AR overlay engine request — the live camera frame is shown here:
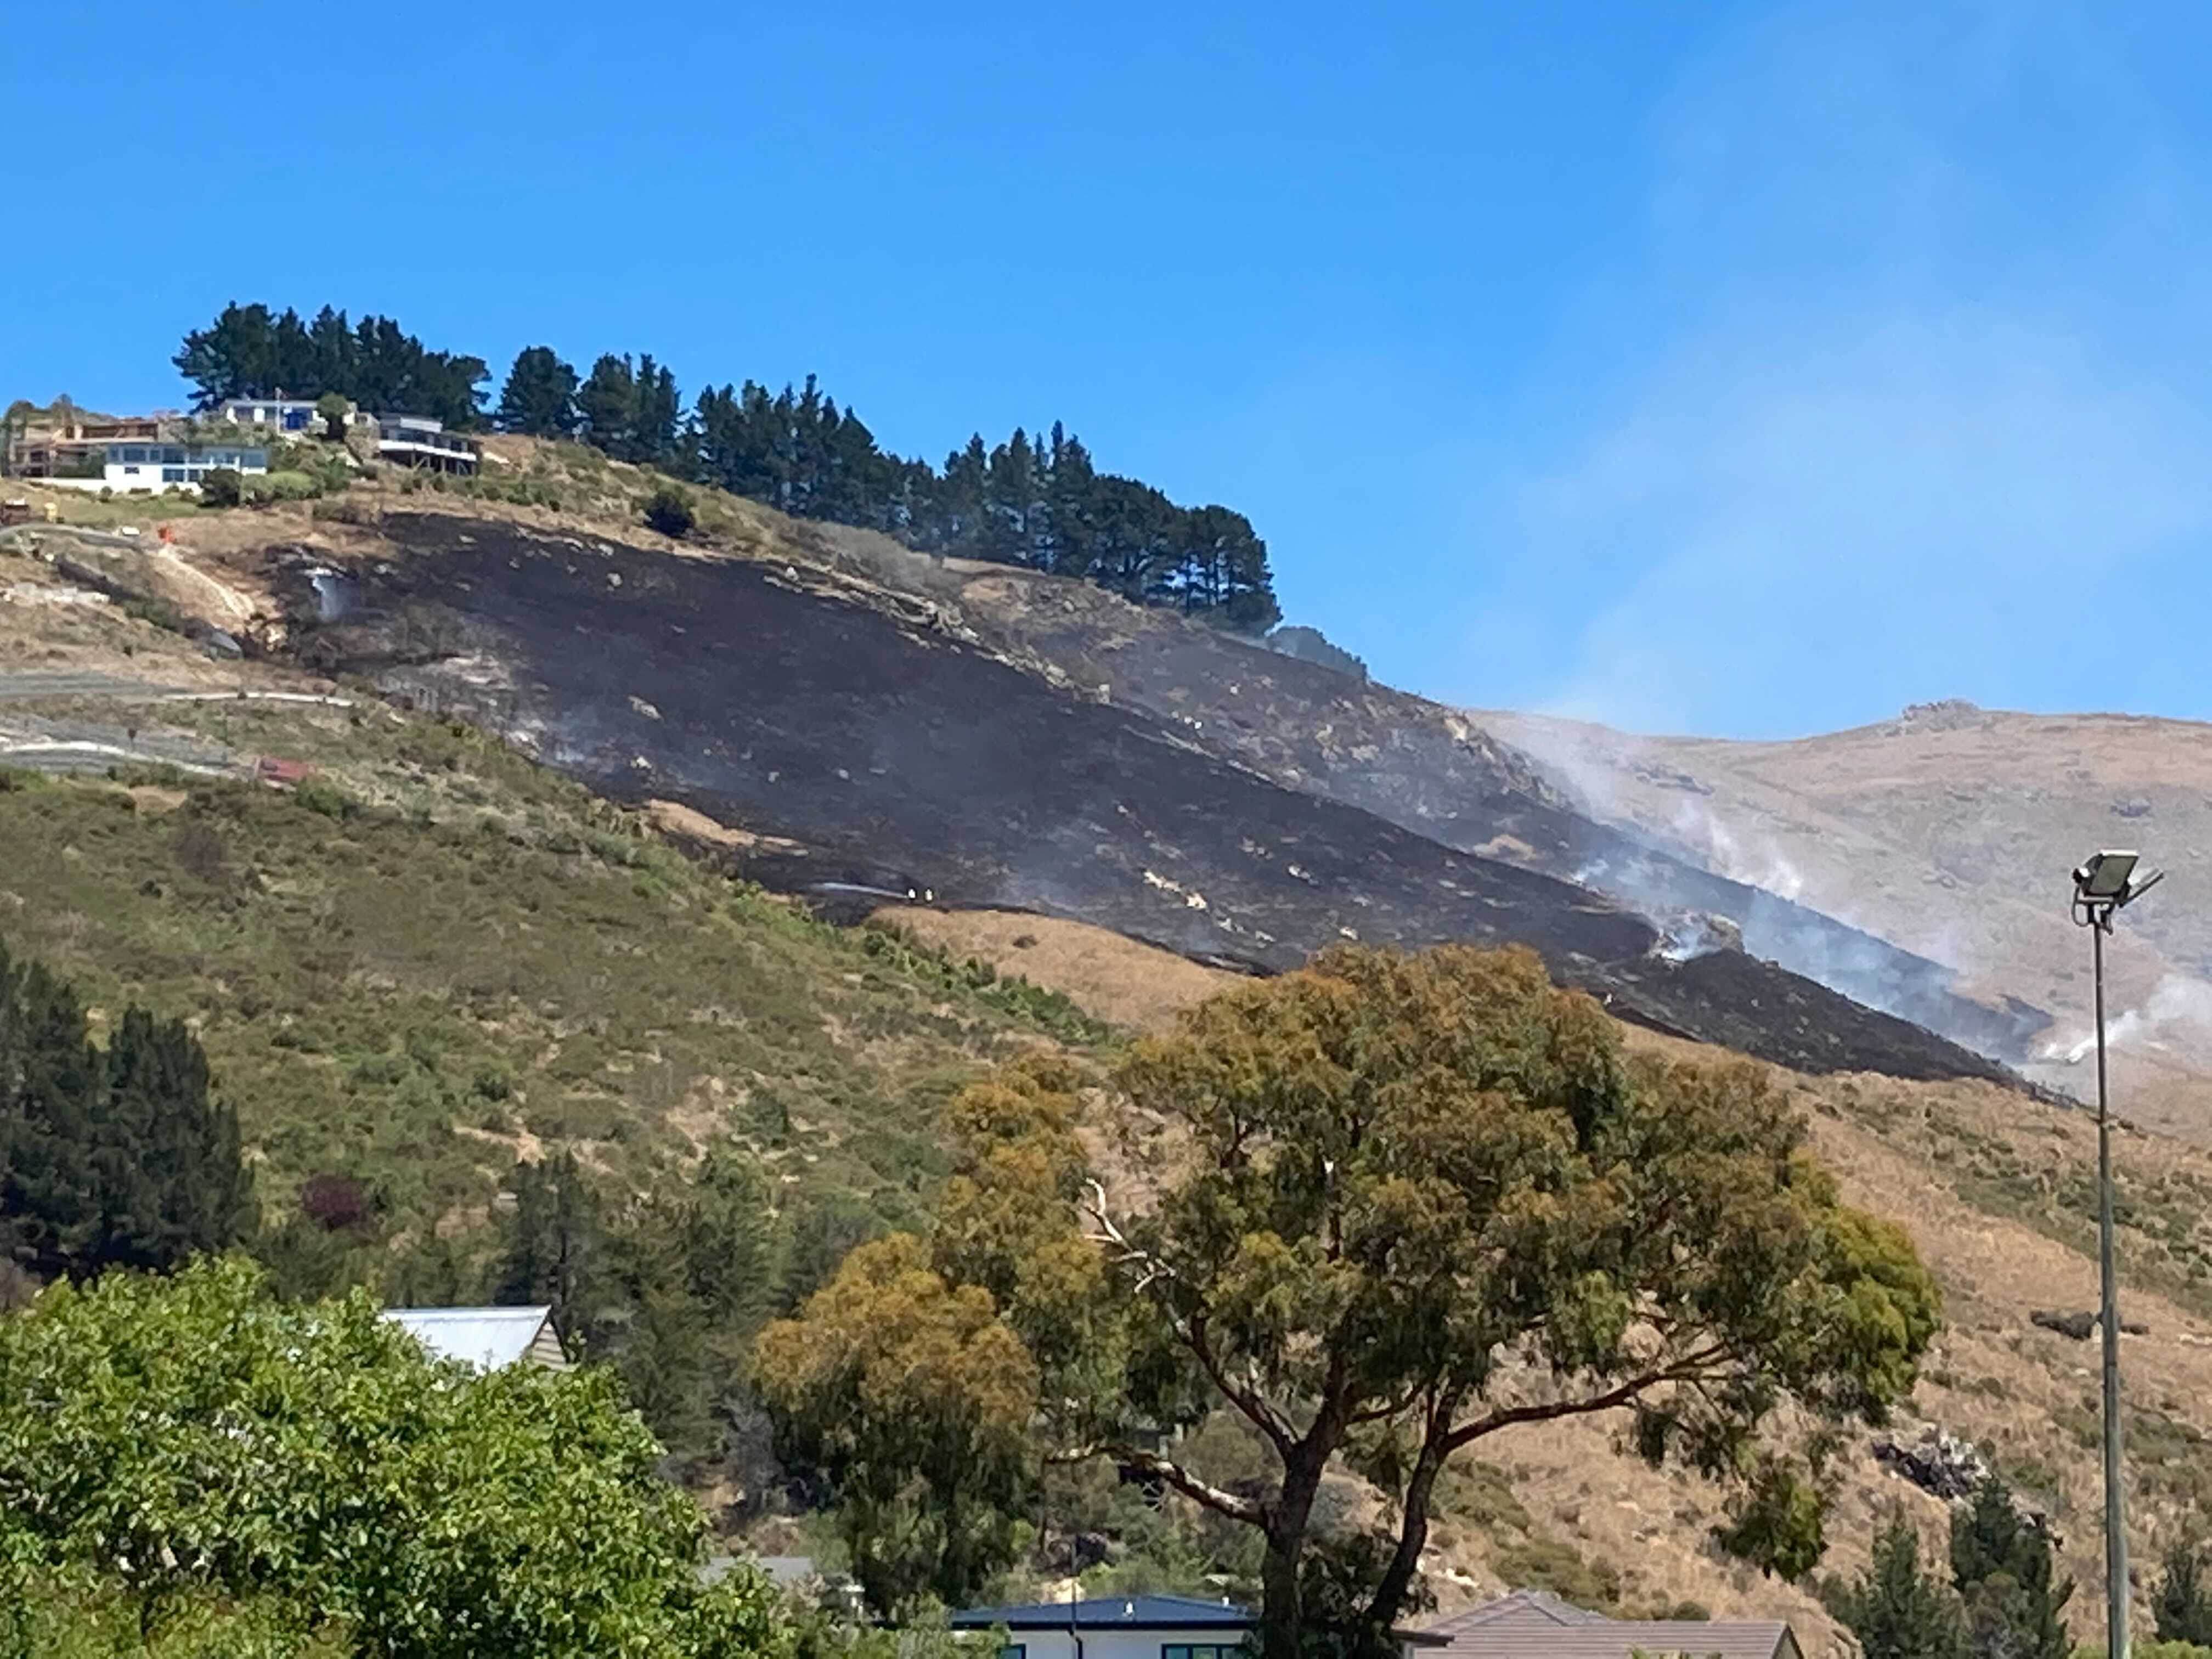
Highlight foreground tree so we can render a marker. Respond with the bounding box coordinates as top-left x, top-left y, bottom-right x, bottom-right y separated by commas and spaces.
757, 1059, 1087, 1613
762, 947, 1940, 1655
1831, 1508, 1968, 1659
0, 1256, 786, 1657
1088, 946, 1940, 1659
